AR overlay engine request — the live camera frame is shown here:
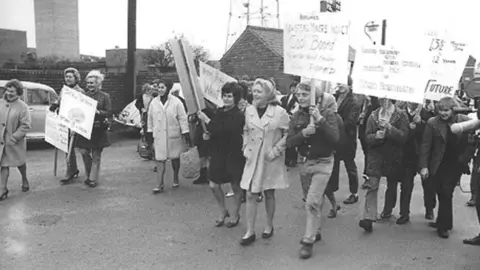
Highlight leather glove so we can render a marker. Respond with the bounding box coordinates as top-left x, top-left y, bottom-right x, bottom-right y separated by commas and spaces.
49, 103, 59, 112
